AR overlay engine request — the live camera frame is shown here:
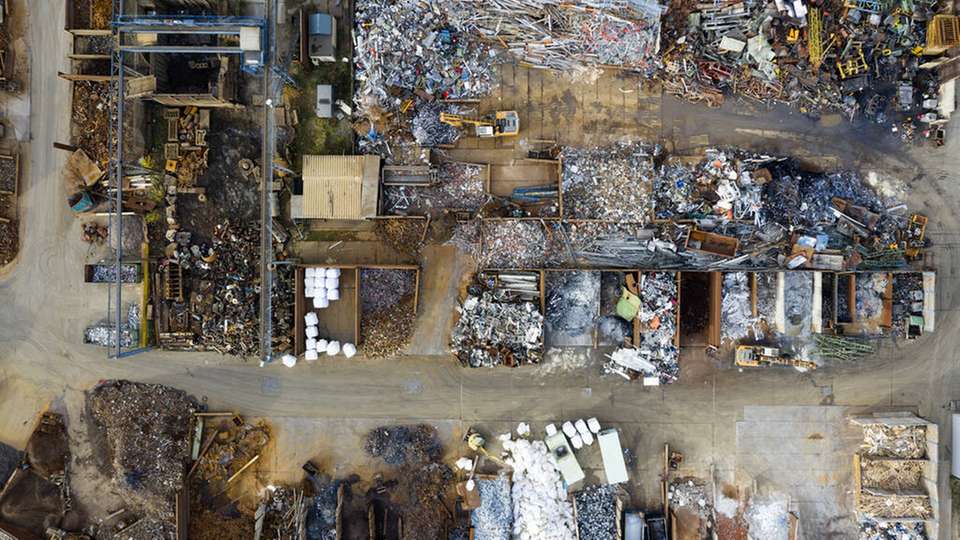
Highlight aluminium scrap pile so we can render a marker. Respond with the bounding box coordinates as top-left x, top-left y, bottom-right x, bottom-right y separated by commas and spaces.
452, 289, 544, 367
502, 437, 576, 540
561, 143, 657, 222
721, 272, 754, 342
574, 486, 619, 540
472, 476, 513, 540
